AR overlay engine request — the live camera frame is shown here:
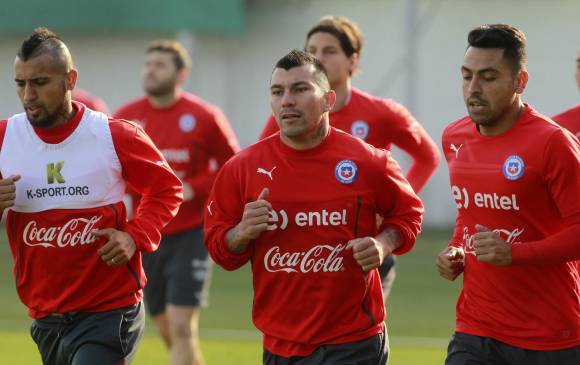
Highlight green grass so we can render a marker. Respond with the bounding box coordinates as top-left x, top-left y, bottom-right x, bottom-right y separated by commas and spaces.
0, 228, 459, 364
